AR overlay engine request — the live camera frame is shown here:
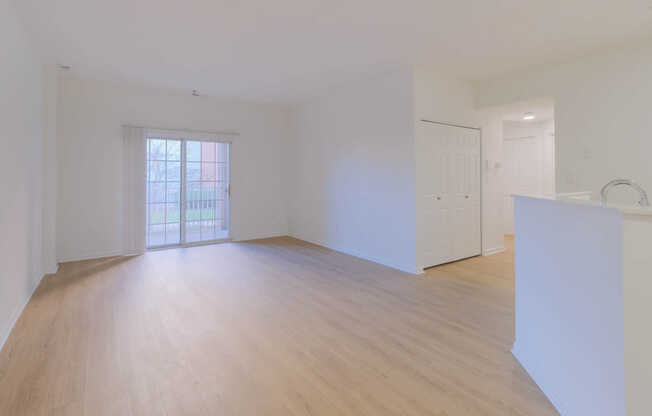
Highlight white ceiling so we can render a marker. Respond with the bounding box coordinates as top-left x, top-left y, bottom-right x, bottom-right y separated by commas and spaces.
501, 98, 555, 122
14, 0, 652, 103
